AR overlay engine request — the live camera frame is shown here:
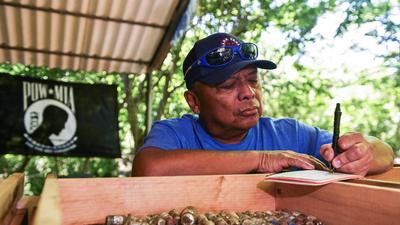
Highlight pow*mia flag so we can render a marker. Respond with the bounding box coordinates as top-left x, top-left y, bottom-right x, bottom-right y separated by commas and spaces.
0, 73, 120, 158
